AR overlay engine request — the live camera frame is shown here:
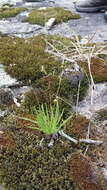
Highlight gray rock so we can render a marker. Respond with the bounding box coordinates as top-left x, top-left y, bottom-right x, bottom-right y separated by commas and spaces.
0, 0, 23, 7
0, 64, 17, 88
0, 185, 4, 190
0, 88, 14, 106
0, 110, 8, 119
62, 64, 84, 86
63, 71, 84, 86
76, 83, 107, 118
0, 20, 42, 37
24, 0, 44, 2
45, 17, 56, 30
12, 86, 32, 102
